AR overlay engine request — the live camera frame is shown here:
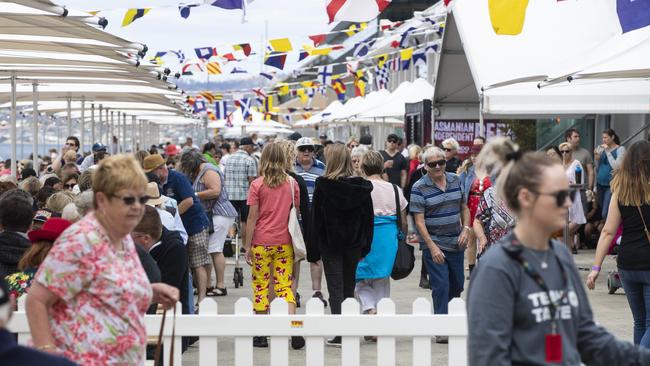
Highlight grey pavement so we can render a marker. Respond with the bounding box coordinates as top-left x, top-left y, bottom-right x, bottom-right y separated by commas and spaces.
180, 248, 633, 365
